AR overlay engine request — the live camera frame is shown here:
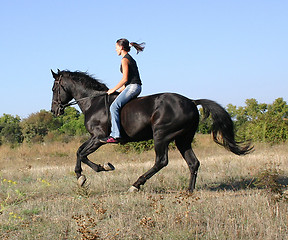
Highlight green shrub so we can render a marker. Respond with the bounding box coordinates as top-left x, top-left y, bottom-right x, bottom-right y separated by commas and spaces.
0, 114, 23, 145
